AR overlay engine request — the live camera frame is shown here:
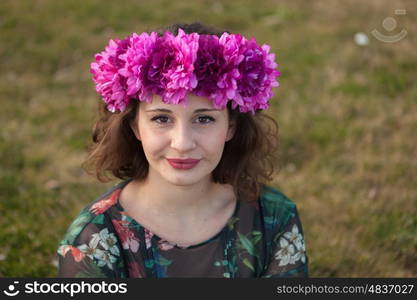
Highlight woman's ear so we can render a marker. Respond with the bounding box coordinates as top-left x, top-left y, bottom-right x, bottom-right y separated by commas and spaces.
226, 119, 236, 142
